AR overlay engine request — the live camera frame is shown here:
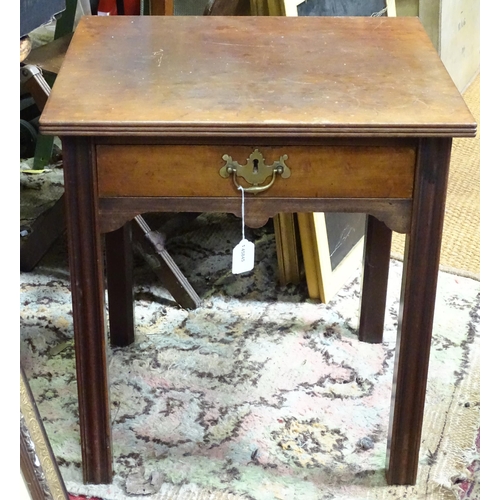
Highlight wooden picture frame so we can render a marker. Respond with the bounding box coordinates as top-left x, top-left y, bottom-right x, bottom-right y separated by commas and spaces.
297, 213, 365, 304
273, 213, 302, 286
20, 366, 69, 500
249, 0, 286, 15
